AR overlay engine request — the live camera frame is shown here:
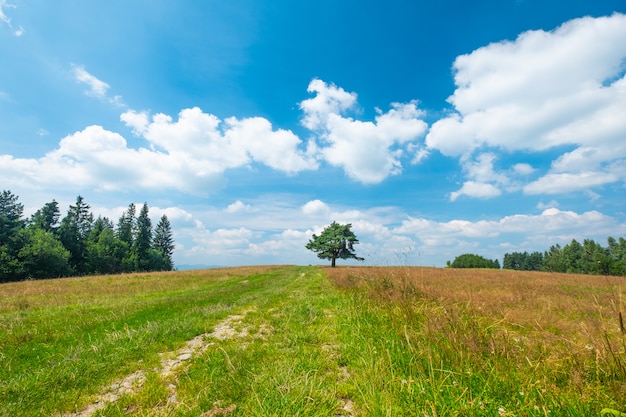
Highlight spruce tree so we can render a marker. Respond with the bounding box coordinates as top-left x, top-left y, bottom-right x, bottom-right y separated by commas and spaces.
134, 203, 152, 271
30, 200, 61, 234
59, 196, 94, 274
153, 215, 175, 270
